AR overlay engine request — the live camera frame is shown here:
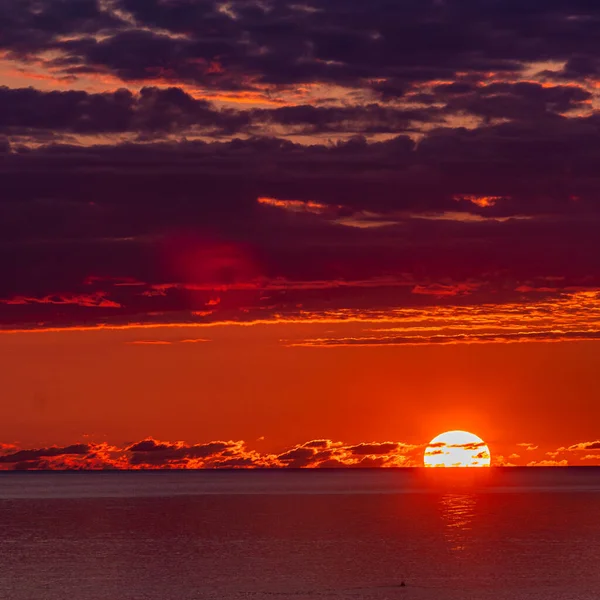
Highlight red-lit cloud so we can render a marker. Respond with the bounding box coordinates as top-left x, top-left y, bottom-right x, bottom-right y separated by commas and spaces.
0, 438, 424, 470
257, 196, 337, 215
1, 293, 121, 308
0, 437, 598, 470
283, 291, 600, 347
125, 338, 210, 346
452, 195, 507, 208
